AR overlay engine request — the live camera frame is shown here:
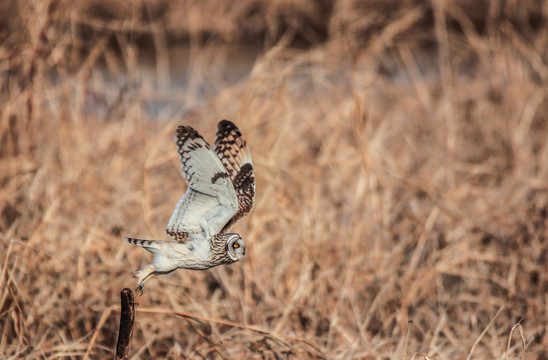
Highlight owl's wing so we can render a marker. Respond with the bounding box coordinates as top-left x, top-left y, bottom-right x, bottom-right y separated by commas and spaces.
165, 125, 238, 242
213, 120, 255, 233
